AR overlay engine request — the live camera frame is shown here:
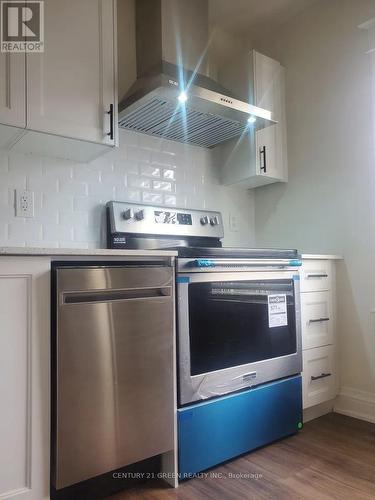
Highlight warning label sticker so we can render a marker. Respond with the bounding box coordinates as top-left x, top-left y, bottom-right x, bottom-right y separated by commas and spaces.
268, 294, 288, 328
